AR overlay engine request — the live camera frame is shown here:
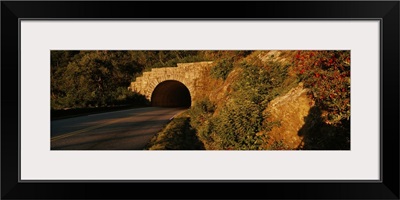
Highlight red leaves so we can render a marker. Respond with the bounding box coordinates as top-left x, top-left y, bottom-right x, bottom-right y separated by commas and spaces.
293, 50, 350, 125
